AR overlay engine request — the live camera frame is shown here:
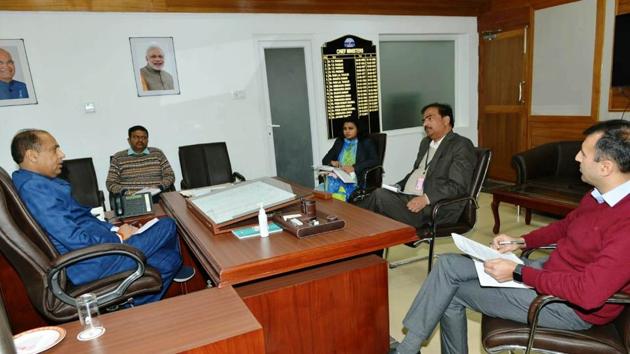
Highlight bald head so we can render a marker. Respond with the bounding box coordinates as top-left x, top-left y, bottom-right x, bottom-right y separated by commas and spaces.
0, 48, 16, 83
